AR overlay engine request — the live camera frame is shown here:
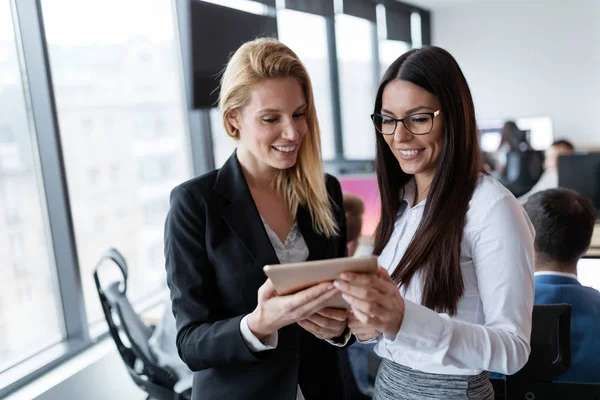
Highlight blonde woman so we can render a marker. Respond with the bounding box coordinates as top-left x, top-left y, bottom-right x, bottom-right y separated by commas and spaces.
165, 38, 350, 400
